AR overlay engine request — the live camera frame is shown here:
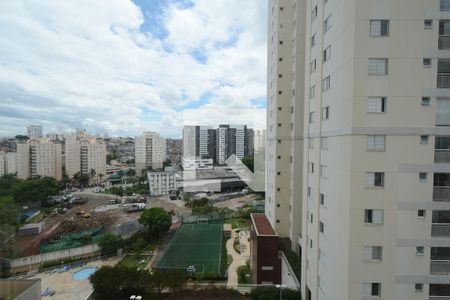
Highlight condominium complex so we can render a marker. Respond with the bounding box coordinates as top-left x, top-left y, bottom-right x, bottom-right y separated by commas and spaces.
26, 125, 43, 138
0, 151, 17, 176
16, 138, 62, 180
254, 129, 267, 153
267, 0, 450, 299
147, 171, 177, 196
135, 131, 166, 173
65, 131, 106, 179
